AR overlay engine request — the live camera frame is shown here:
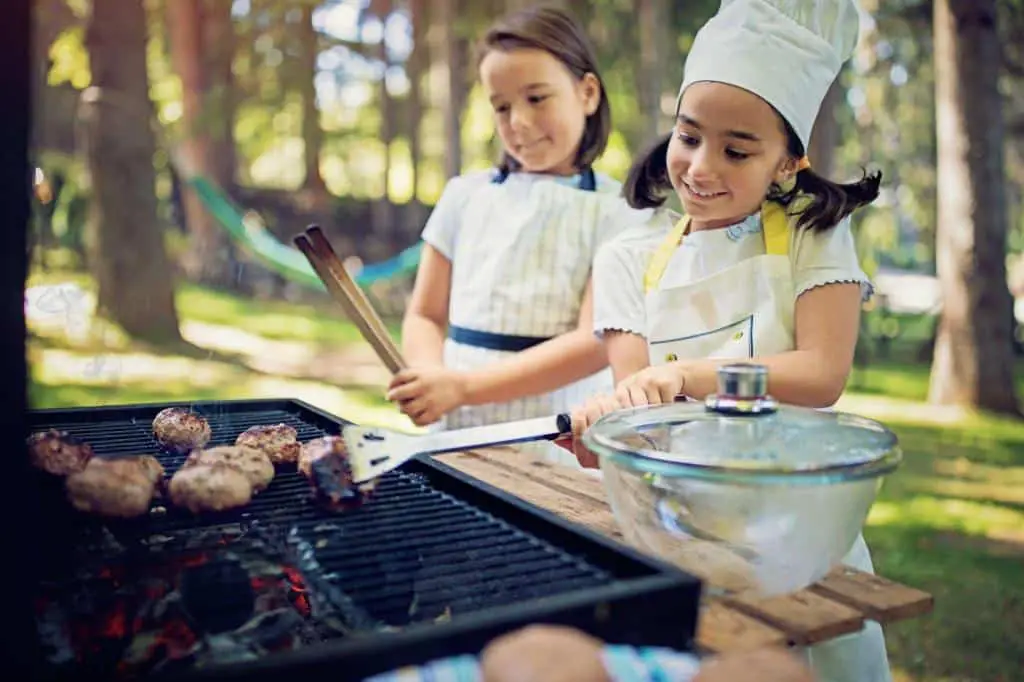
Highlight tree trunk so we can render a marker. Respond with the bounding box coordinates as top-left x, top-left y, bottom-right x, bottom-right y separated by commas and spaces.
166, 0, 234, 288
807, 75, 842, 178
635, 0, 666, 149
929, 0, 1020, 415
80, 0, 182, 344
202, 0, 238, 194
375, 0, 395, 238
434, 0, 463, 179
298, 0, 326, 194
